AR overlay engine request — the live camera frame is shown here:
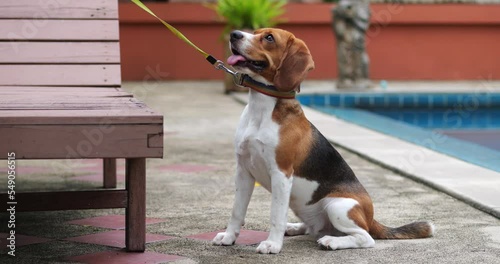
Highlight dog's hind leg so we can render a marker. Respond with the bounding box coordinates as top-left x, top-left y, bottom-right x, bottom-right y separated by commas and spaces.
213, 166, 255, 246
317, 197, 375, 250
285, 223, 307, 236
